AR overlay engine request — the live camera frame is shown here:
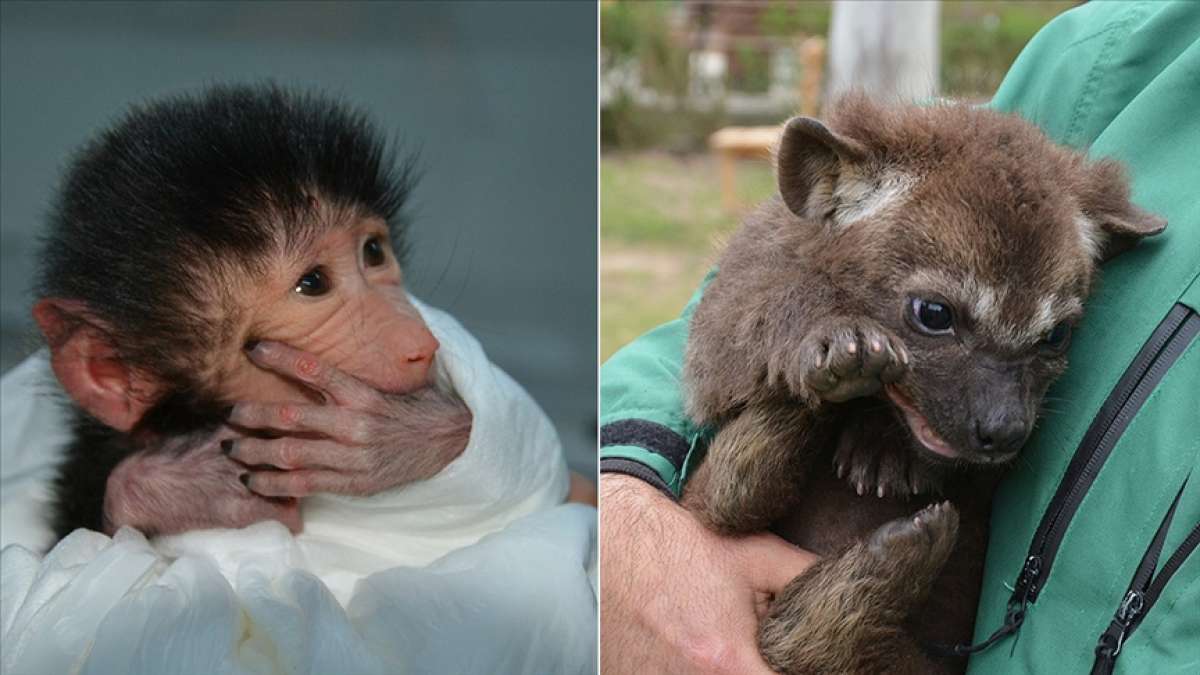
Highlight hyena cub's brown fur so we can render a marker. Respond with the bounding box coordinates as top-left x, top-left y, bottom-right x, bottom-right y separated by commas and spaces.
680, 96, 1165, 674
